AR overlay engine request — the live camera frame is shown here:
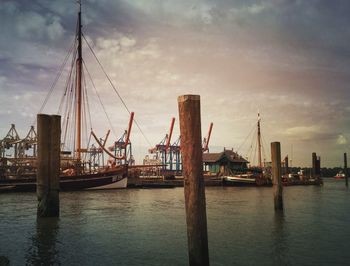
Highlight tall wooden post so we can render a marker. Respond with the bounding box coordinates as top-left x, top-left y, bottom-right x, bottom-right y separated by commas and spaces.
178, 95, 209, 266
344, 153, 348, 187
37, 114, 60, 217
271, 142, 283, 211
